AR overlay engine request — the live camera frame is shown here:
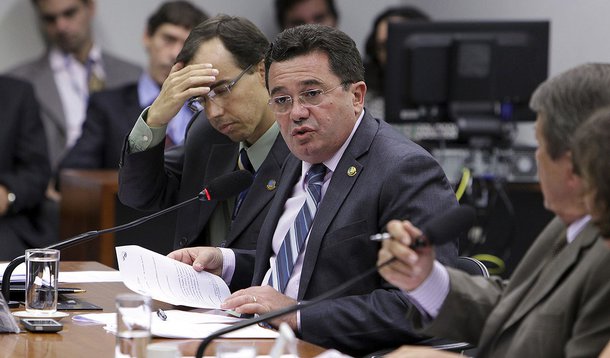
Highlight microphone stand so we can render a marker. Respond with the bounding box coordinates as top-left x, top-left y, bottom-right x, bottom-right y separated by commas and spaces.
1, 195, 202, 306
195, 256, 398, 358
